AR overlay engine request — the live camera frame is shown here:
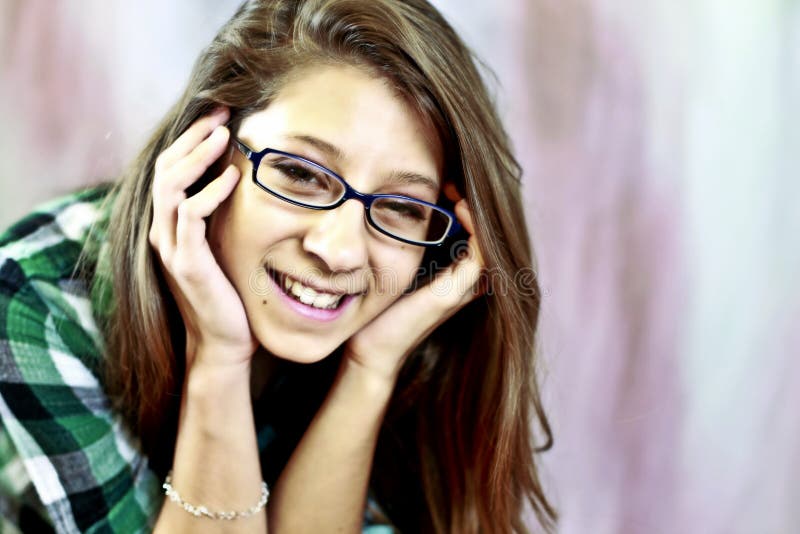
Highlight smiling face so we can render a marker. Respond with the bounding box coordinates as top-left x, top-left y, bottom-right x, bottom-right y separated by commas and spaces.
208, 64, 443, 362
